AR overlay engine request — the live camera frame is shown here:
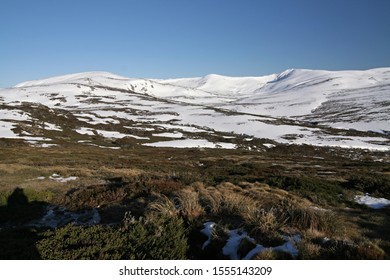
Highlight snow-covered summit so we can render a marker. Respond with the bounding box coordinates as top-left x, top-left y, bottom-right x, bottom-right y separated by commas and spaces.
15, 71, 133, 88
156, 73, 277, 96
